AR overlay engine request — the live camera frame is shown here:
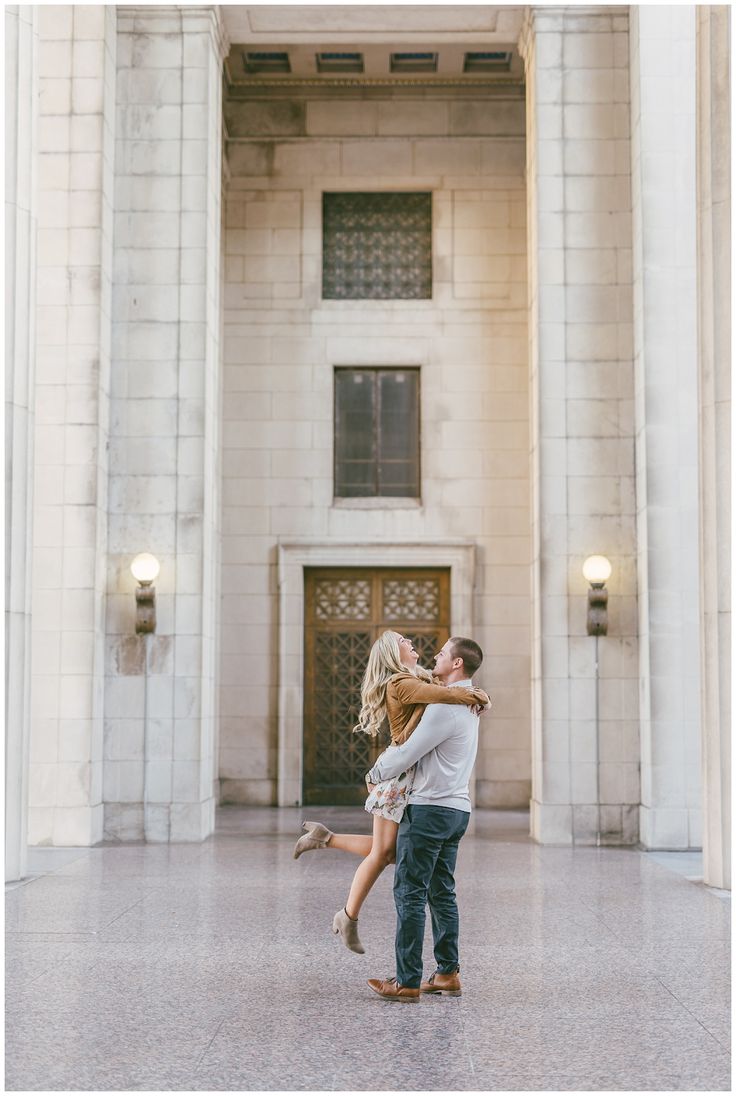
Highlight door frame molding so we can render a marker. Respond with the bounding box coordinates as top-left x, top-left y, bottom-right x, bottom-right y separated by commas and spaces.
276, 539, 476, 806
